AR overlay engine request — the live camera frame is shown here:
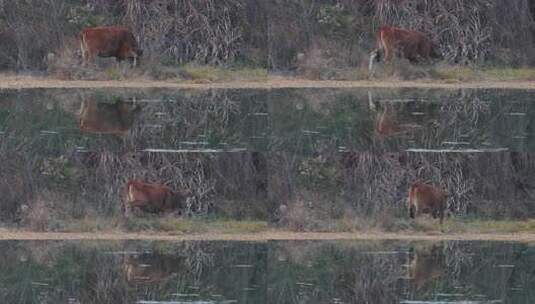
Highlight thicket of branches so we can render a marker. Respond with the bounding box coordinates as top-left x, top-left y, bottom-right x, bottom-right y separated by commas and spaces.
0, 0, 534, 71
2, 89, 535, 229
